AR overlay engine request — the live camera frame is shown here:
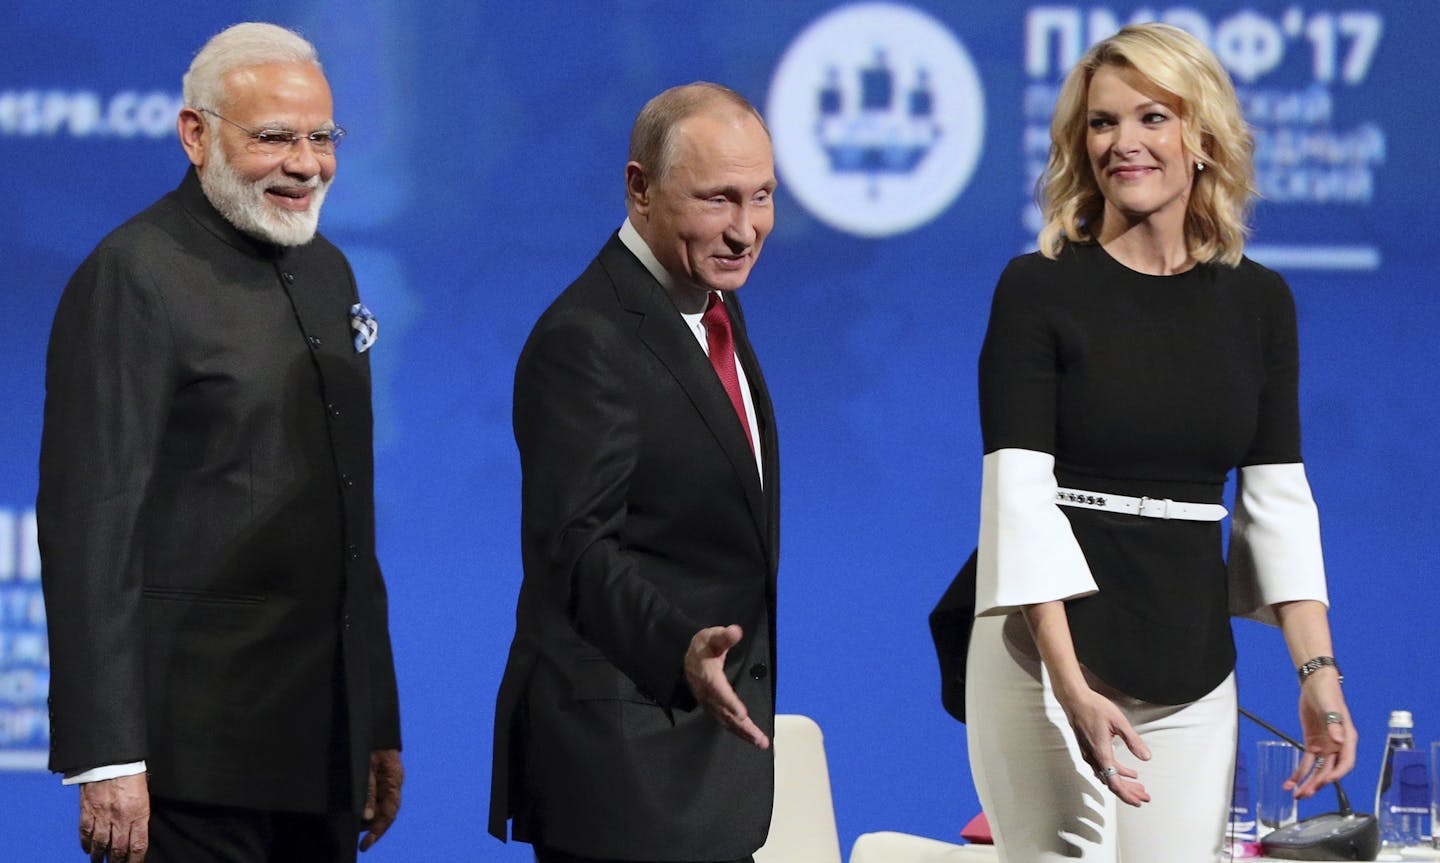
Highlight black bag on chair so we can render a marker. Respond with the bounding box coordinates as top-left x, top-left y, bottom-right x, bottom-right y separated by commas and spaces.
928, 550, 978, 723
